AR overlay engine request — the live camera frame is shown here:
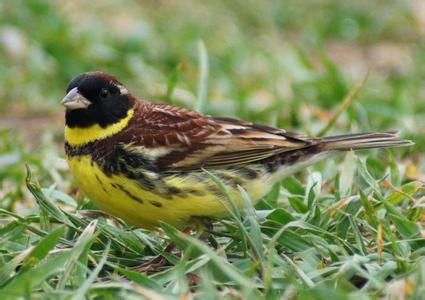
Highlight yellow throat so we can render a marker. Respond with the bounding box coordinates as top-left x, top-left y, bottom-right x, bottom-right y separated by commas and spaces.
64, 108, 134, 146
